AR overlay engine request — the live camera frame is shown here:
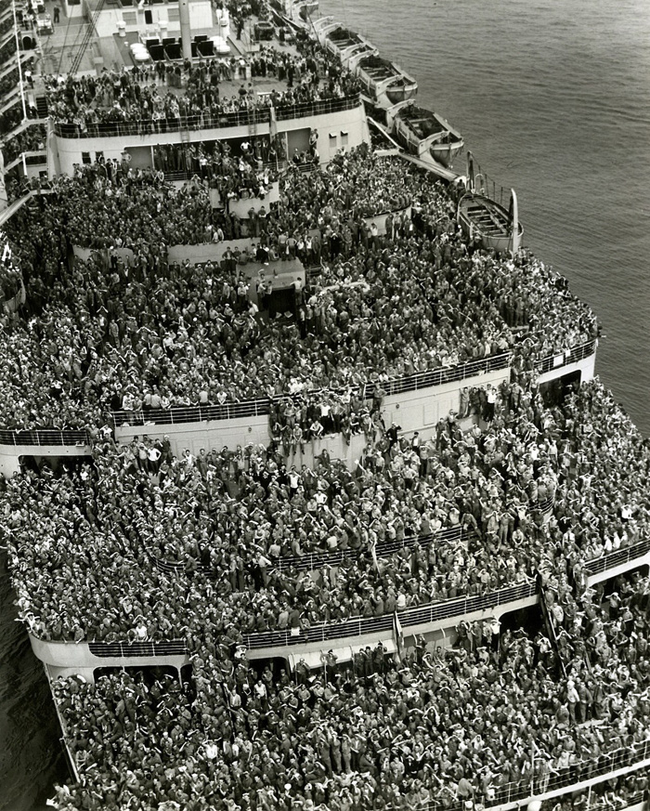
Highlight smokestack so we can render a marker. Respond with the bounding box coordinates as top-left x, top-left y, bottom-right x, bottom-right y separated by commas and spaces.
179, 0, 192, 60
